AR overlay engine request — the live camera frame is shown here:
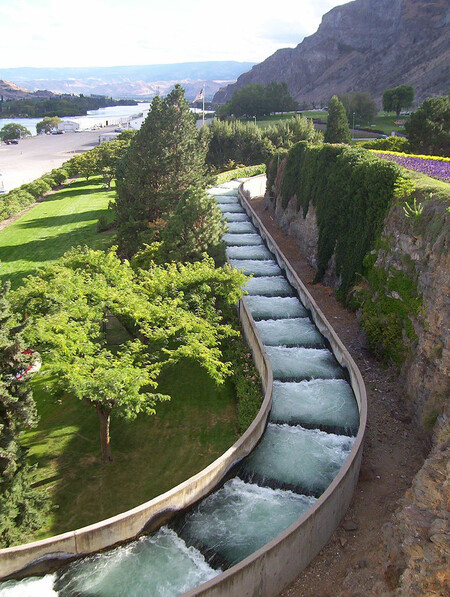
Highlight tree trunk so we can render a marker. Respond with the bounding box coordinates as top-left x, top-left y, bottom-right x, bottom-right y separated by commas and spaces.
96, 402, 113, 462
